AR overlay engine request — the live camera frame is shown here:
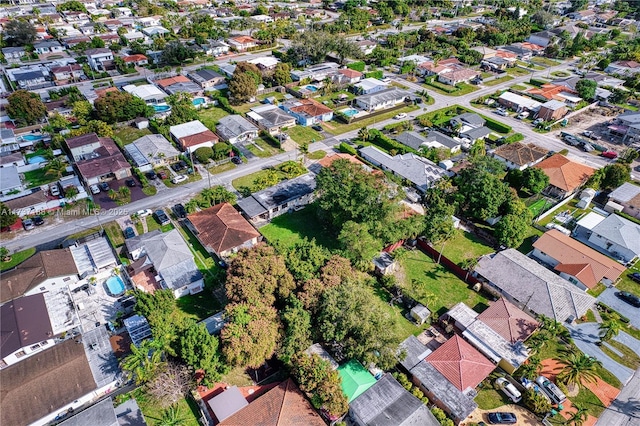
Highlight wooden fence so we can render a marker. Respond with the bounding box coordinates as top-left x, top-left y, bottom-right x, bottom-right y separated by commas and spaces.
416, 238, 481, 285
